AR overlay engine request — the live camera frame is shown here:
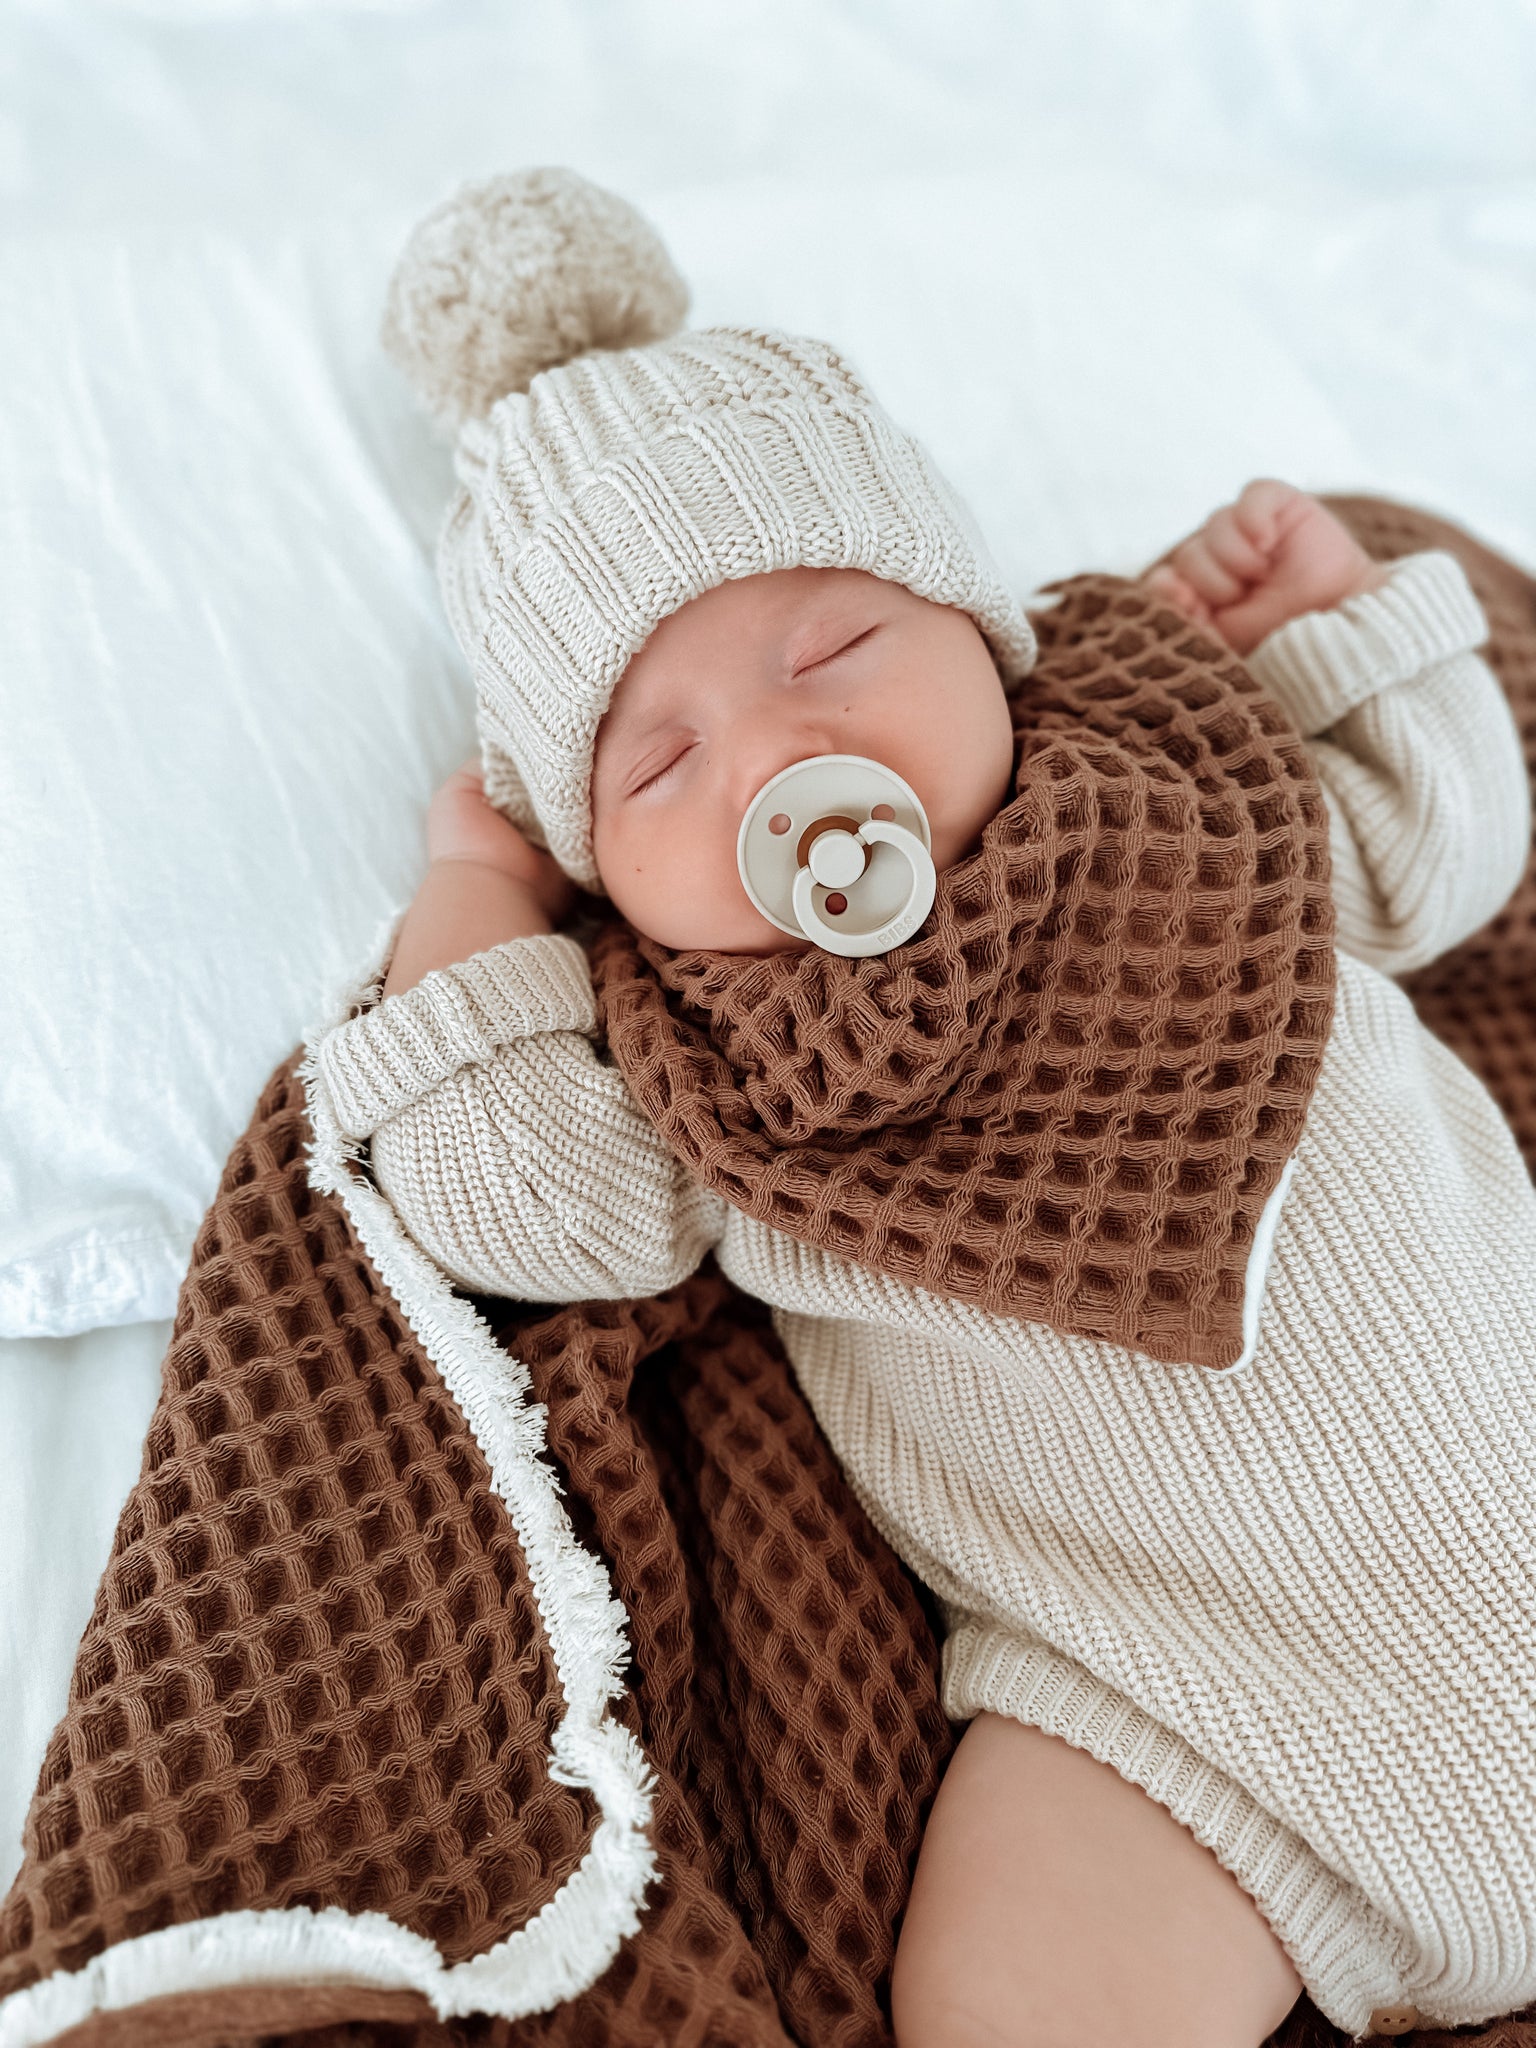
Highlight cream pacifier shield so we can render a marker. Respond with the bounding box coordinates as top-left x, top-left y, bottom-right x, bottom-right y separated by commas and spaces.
736, 754, 937, 958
